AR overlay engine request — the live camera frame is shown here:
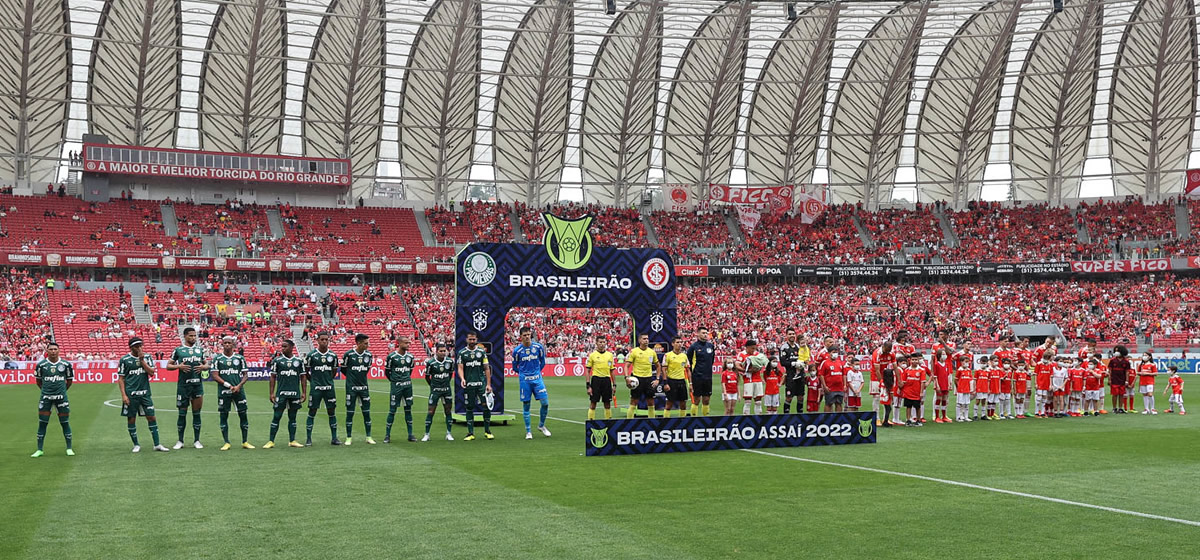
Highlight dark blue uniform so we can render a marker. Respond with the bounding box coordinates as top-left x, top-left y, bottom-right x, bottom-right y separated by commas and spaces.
686, 340, 716, 397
